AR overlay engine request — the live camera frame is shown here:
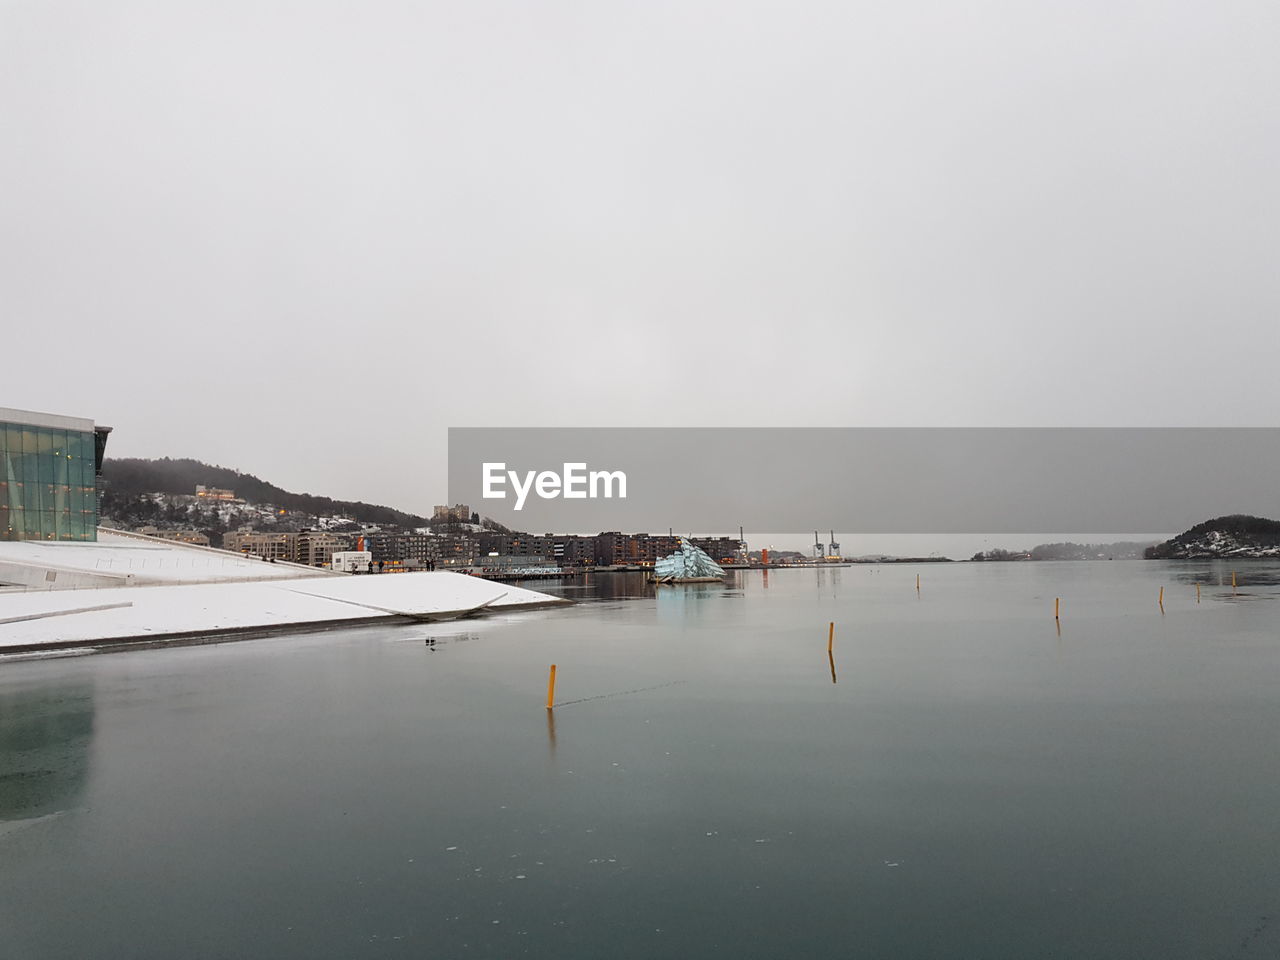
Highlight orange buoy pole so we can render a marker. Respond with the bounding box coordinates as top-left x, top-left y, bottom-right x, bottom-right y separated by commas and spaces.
546, 665, 557, 710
